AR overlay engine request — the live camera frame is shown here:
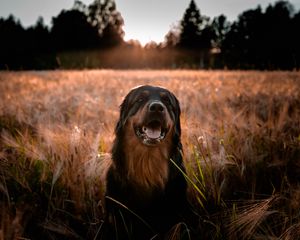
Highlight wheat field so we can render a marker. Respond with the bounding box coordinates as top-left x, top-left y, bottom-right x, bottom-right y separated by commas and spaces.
0, 70, 300, 239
